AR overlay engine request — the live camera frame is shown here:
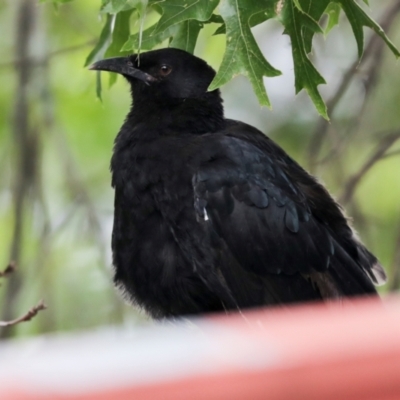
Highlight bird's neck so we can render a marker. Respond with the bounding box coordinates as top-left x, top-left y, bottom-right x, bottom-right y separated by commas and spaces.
126, 95, 226, 138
